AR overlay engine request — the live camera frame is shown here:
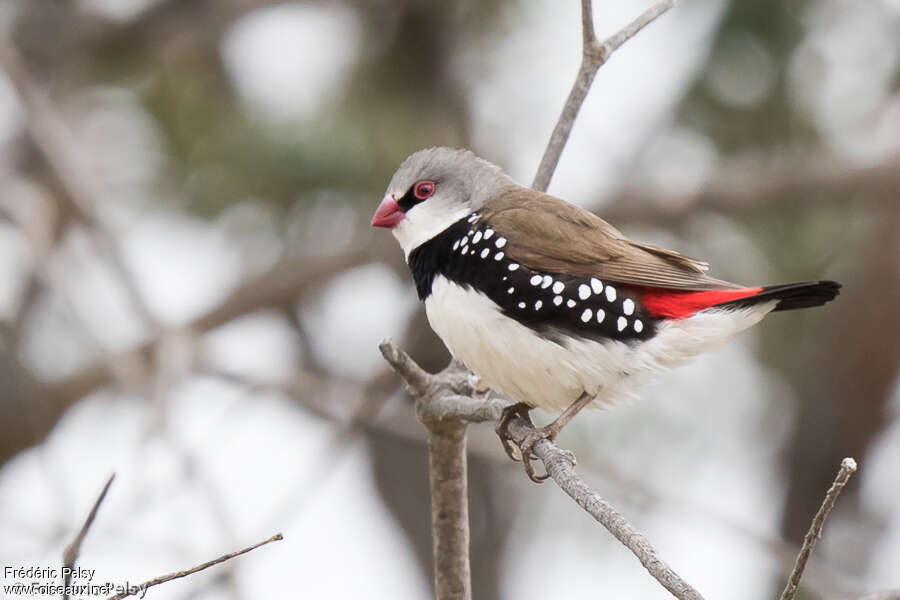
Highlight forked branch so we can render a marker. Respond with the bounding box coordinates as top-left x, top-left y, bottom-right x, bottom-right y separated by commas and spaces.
379, 340, 704, 600
532, 0, 677, 192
